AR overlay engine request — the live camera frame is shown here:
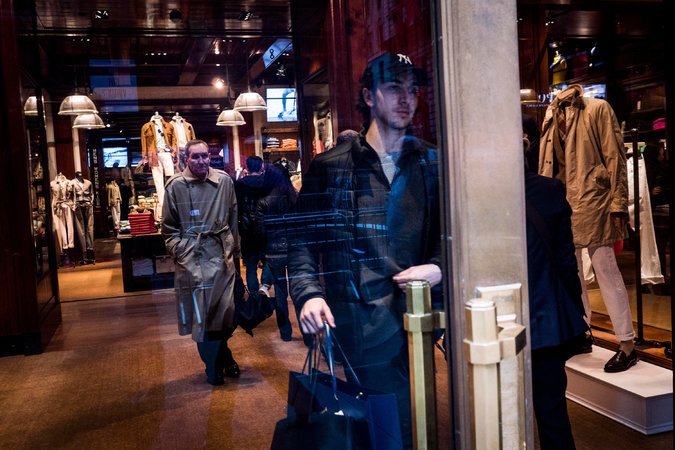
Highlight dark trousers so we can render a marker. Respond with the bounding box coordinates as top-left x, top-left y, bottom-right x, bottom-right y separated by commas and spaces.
343, 331, 413, 449
532, 347, 576, 450
196, 328, 235, 380
266, 256, 293, 339
241, 241, 273, 291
